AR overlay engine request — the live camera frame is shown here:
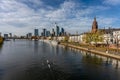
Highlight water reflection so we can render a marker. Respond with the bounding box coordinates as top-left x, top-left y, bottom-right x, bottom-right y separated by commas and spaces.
50, 44, 60, 55
20, 61, 71, 80
34, 41, 39, 53
64, 45, 68, 51
66, 46, 120, 69
82, 52, 103, 65
0, 40, 120, 80
115, 60, 119, 69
